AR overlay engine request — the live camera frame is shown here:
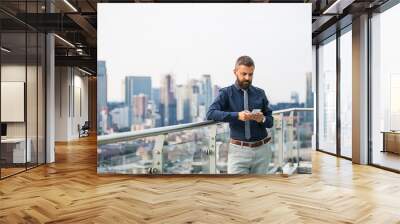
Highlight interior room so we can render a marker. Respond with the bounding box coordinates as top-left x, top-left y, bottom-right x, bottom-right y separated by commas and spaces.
0, 1, 399, 223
